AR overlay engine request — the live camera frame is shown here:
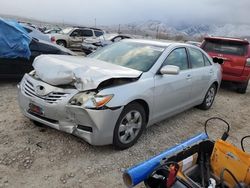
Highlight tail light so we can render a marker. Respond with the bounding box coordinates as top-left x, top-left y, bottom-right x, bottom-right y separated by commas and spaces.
246, 58, 250, 67
51, 36, 56, 43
